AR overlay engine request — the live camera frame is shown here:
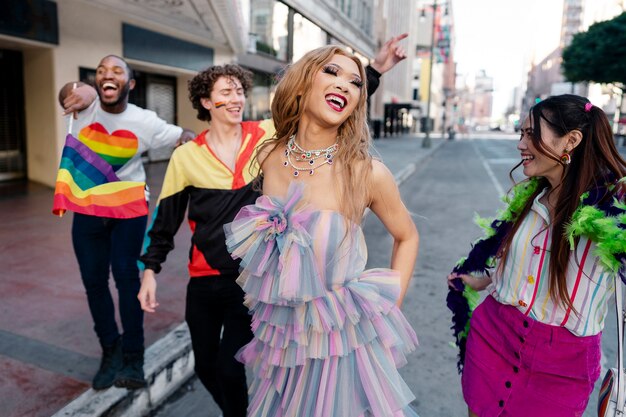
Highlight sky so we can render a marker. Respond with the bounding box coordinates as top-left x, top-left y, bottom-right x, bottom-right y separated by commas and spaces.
452, 0, 564, 118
